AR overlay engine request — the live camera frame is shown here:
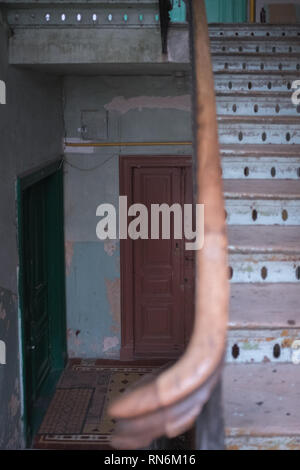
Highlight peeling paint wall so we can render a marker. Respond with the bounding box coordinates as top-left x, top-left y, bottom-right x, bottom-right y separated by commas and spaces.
0, 16, 63, 448
63, 74, 192, 358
